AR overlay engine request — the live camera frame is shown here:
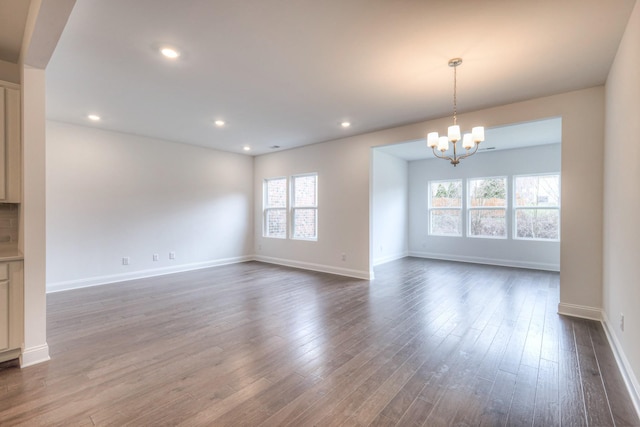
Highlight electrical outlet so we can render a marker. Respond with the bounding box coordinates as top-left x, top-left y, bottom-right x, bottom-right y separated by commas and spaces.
122, 257, 130, 266
169, 251, 176, 260
153, 254, 159, 261
341, 253, 346, 261
620, 313, 625, 331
